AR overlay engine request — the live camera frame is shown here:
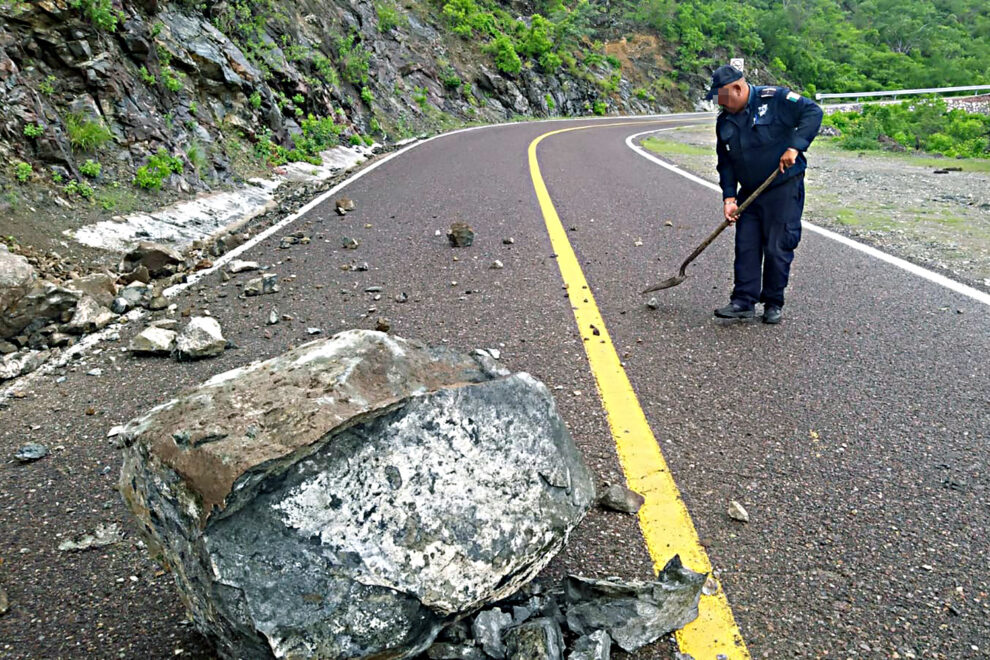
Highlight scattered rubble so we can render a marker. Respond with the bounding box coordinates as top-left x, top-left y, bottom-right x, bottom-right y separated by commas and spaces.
15, 443, 48, 463
335, 197, 355, 215
448, 222, 475, 247
341, 236, 360, 249
117, 330, 595, 659
119, 242, 185, 279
